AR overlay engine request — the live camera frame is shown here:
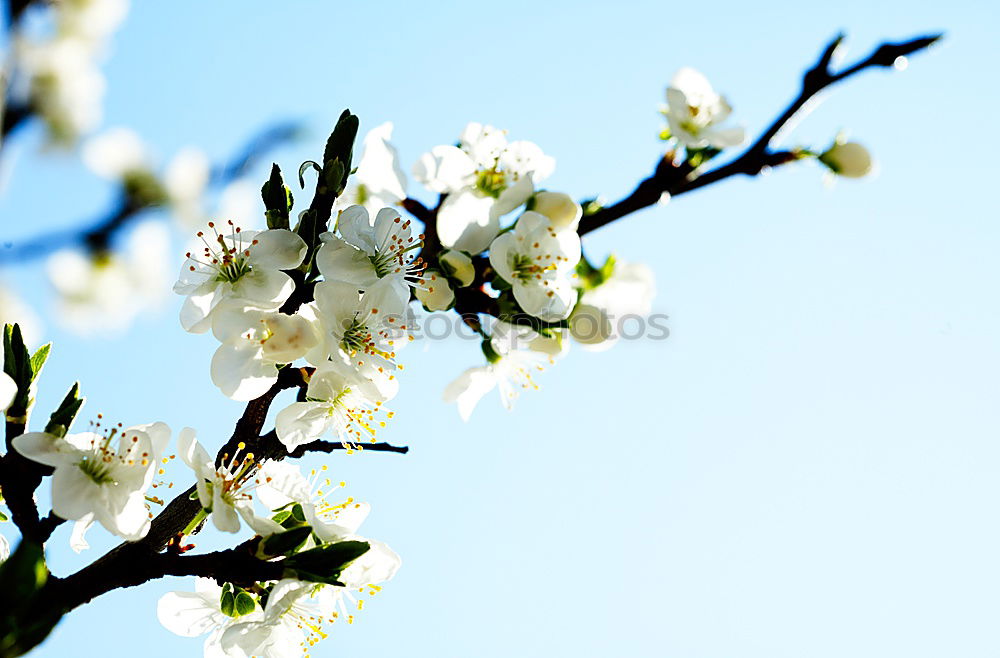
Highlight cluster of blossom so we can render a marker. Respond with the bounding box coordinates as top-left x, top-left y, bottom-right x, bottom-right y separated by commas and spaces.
2, 391, 398, 656
11, 0, 129, 144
